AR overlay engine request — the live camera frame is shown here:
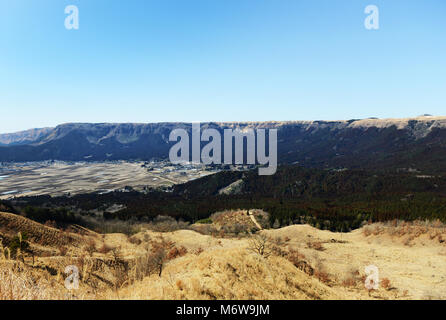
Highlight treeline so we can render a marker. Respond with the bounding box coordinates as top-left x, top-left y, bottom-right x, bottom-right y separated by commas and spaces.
23, 206, 83, 227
